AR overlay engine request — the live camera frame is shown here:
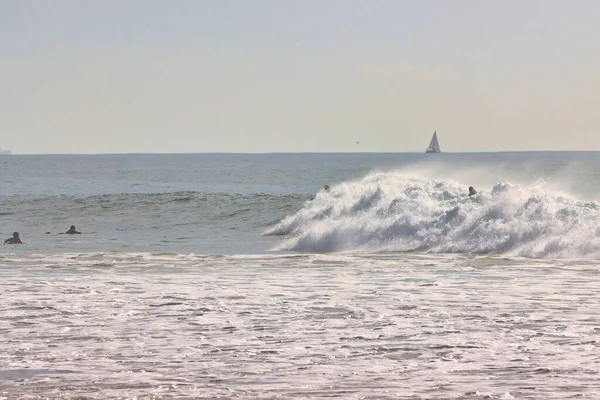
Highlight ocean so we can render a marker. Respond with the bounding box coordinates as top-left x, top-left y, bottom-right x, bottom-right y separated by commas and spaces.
1, 152, 600, 399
